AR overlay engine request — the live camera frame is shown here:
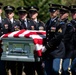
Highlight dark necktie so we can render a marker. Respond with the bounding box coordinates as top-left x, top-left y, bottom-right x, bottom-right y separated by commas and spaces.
9, 21, 12, 27
33, 21, 38, 30
22, 20, 27, 29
